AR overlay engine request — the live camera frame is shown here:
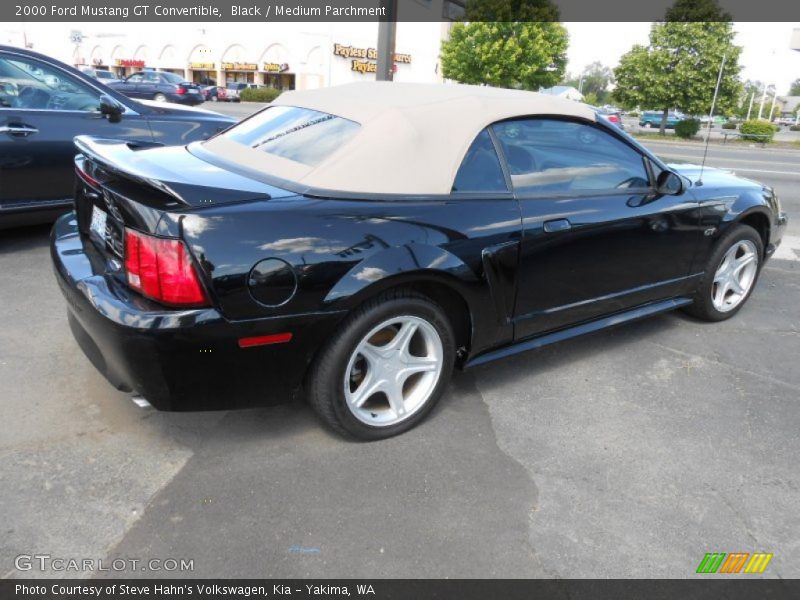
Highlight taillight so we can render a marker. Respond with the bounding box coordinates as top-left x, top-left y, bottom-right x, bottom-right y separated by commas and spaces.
176, 86, 186, 95
608, 115, 620, 124
124, 228, 209, 307
75, 161, 100, 189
